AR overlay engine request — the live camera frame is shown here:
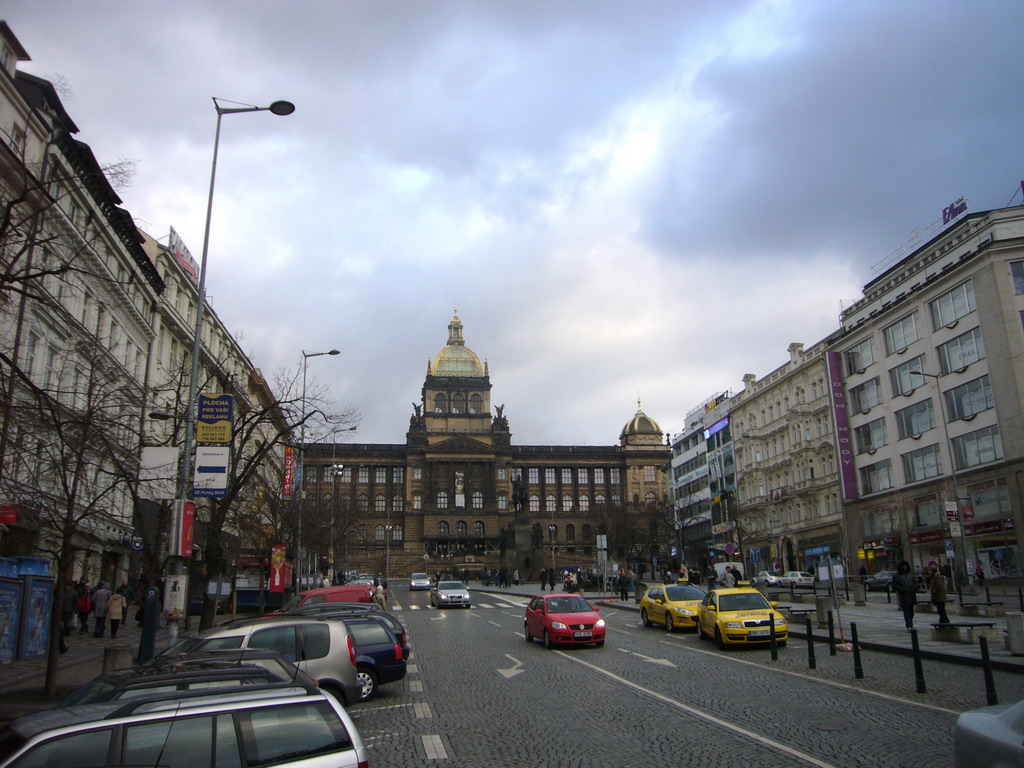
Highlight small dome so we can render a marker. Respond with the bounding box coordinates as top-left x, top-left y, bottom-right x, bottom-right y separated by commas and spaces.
431, 311, 484, 377
621, 401, 663, 439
